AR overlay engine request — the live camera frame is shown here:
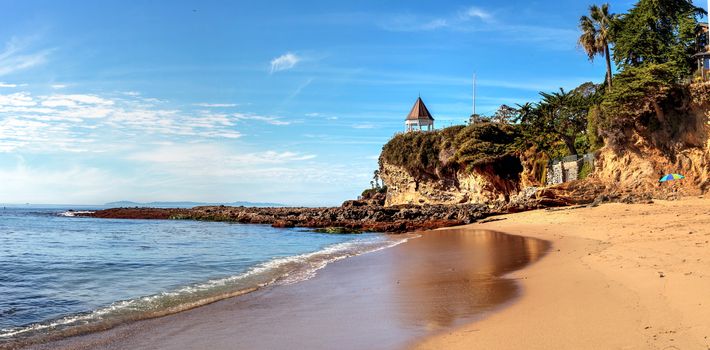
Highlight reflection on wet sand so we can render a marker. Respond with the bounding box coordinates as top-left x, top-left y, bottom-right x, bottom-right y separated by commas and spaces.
390, 229, 550, 331
37, 229, 549, 350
